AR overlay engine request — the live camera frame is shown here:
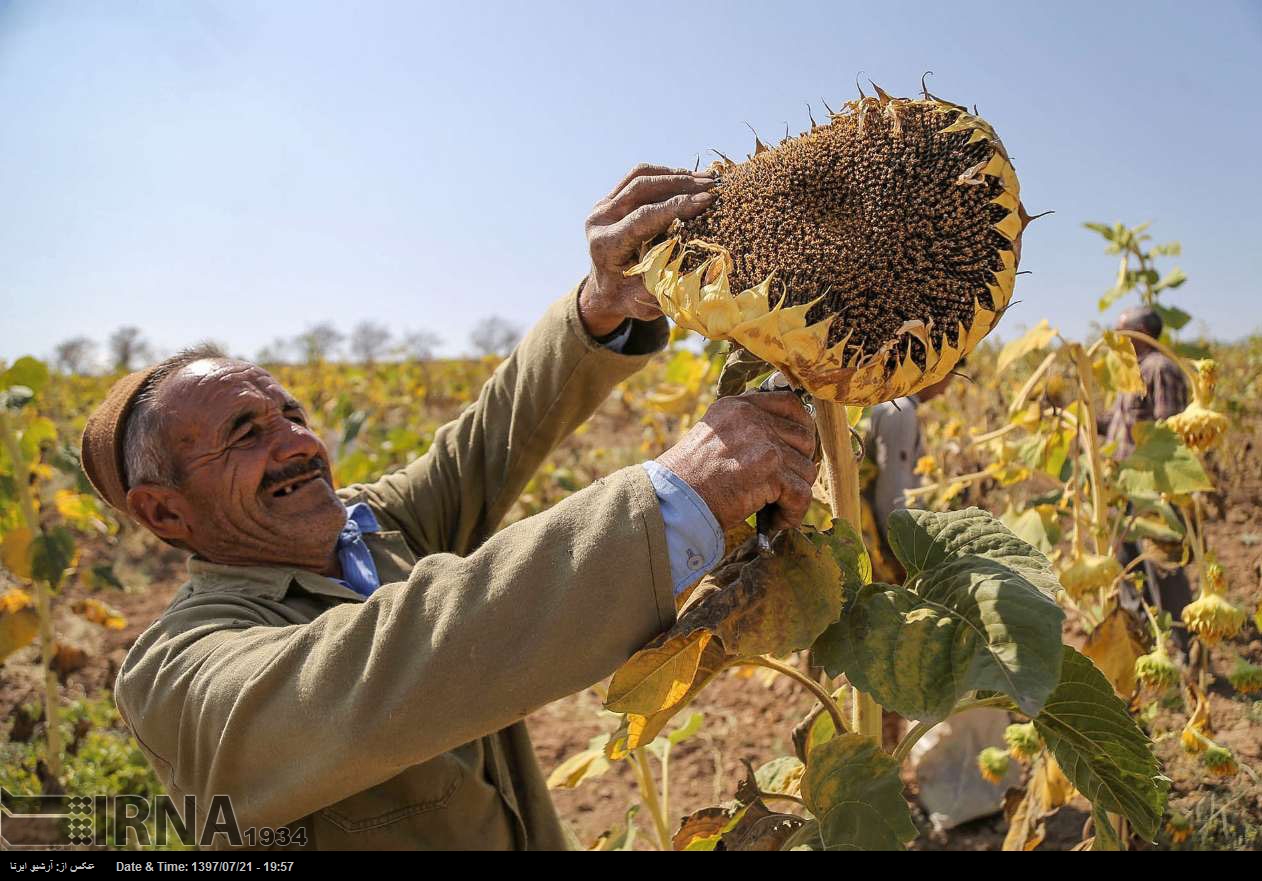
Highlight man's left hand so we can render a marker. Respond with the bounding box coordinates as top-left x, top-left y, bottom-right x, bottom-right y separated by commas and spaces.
579, 164, 716, 338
